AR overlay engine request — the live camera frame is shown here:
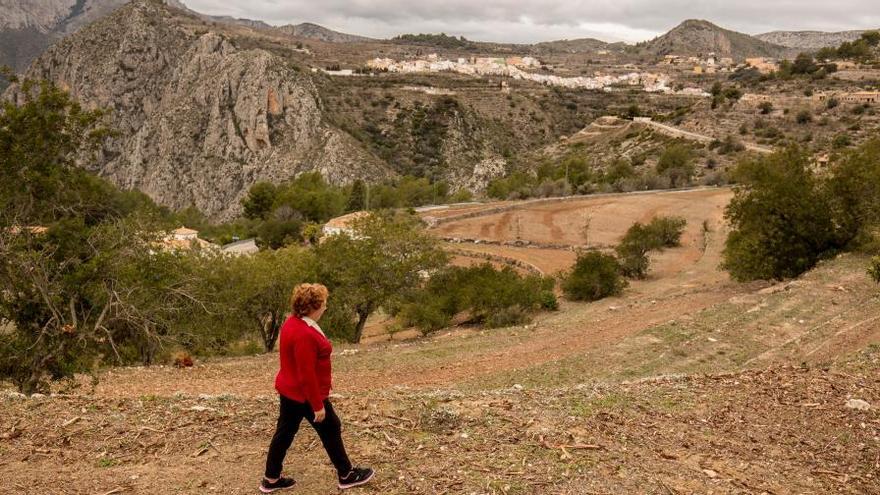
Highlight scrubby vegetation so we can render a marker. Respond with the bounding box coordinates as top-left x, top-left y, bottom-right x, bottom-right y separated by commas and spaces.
815, 30, 880, 63
0, 82, 468, 393
615, 216, 687, 279
392, 33, 476, 50
561, 251, 627, 301
219, 174, 468, 248
722, 140, 880, 281
486, 142, 702, 201
870, 257, 880, 283
398, 264, 557, 333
